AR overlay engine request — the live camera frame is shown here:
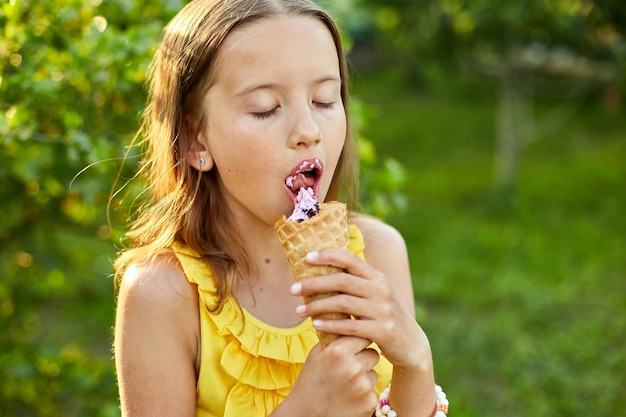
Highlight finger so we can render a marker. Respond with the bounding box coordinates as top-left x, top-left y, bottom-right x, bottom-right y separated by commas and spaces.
306, 248, 377, 280
367, 368, 379, 391
299, 292, 380, 321
313, 315, 380, 341
357, 347, 380, 370
357, 348, 380, 391
326, 335, 373, 354
292, 272, 372, 299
